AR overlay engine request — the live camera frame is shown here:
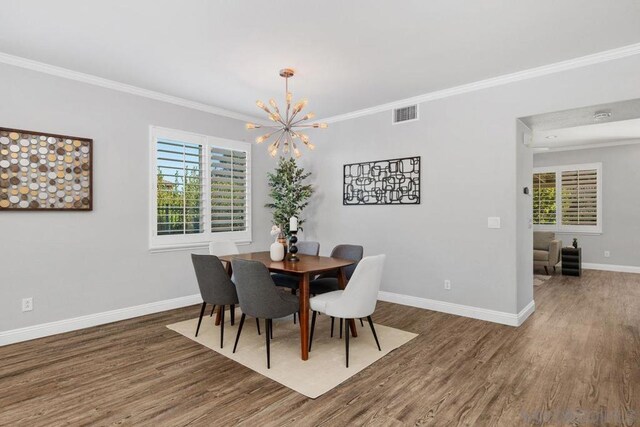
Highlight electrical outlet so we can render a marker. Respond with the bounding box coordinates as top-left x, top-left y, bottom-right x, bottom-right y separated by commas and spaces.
444, 280, 451, 290
22, 297, 33, 312
604, 251, 610, 258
